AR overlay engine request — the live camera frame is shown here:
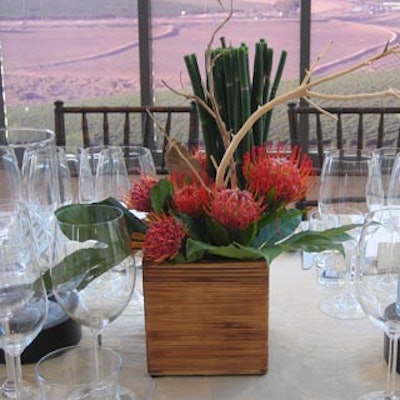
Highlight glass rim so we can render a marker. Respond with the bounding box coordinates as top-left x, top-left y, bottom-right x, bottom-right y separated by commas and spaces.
35, 344, 122, 387
55, 203, 124, 226
0, 128, 55, 148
